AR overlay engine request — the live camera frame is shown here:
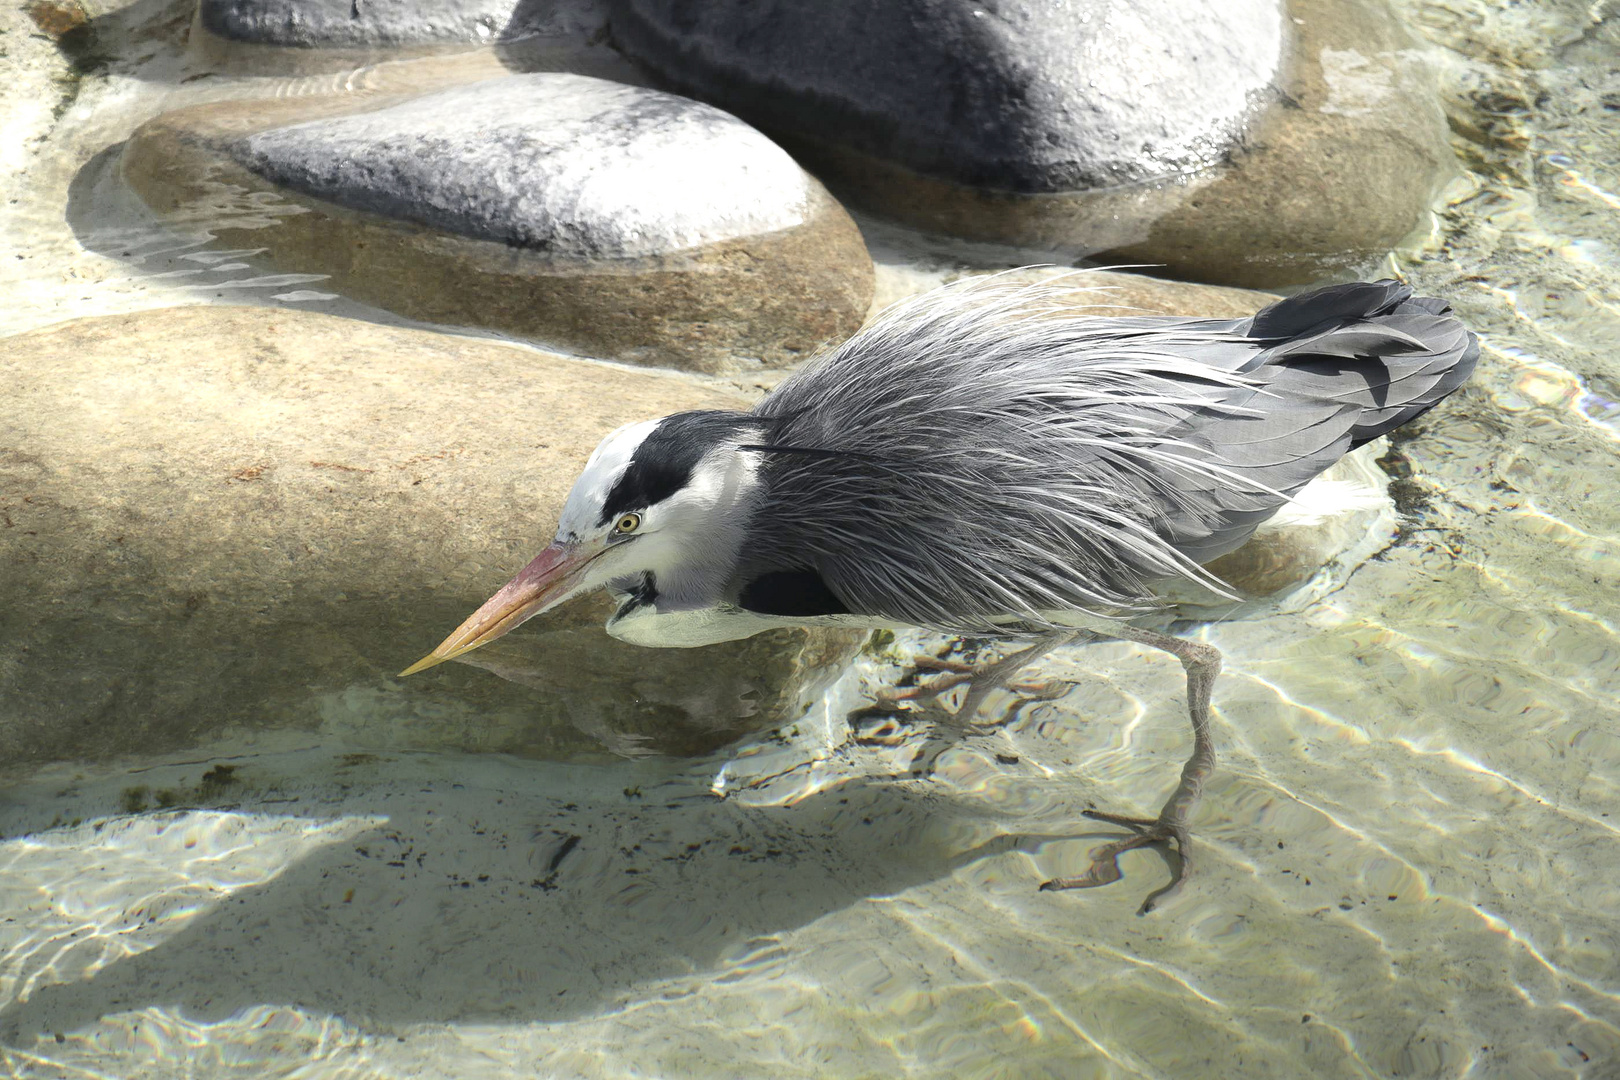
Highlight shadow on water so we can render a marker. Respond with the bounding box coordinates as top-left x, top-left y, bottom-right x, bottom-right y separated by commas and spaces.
0, 754, 1121, 1040
63, 133, 477, 331
61, 140, 333, 312
59, 139, 489, 350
